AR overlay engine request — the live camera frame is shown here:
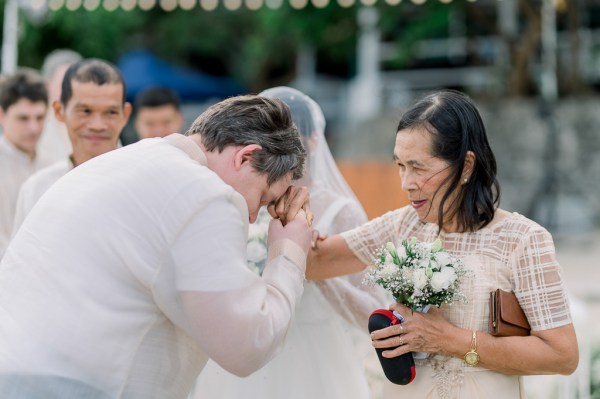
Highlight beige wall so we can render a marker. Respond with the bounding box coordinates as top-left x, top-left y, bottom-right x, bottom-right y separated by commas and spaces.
337, 161, 409, 221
